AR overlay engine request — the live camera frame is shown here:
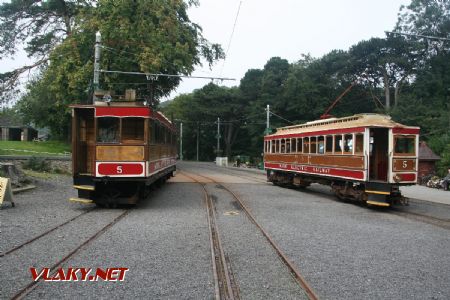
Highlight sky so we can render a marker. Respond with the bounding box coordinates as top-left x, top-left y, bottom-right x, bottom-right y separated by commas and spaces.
1, 0, 411, 103
164, 0, 411, 100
